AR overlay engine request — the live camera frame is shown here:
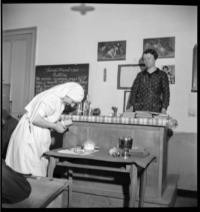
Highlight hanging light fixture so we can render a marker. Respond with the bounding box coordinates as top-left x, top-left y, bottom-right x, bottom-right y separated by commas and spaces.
71, 3, 95, 15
